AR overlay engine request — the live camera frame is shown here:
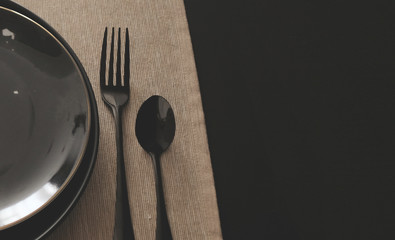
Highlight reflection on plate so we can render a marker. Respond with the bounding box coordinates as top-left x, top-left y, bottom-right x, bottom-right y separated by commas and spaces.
0, 3, 92, 230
